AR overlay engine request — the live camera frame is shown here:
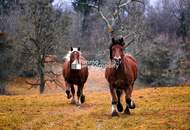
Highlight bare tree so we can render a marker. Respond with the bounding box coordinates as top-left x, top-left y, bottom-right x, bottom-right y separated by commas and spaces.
68, 0, 145, 63
18, 0, 58, 93
84, 0, 145, 39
